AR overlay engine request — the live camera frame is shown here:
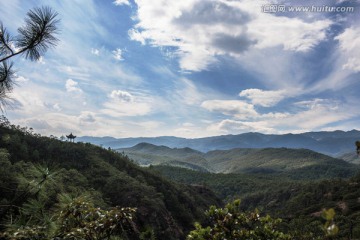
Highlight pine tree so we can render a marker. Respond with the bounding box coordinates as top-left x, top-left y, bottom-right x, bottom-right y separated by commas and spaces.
0, 6, 59, 110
